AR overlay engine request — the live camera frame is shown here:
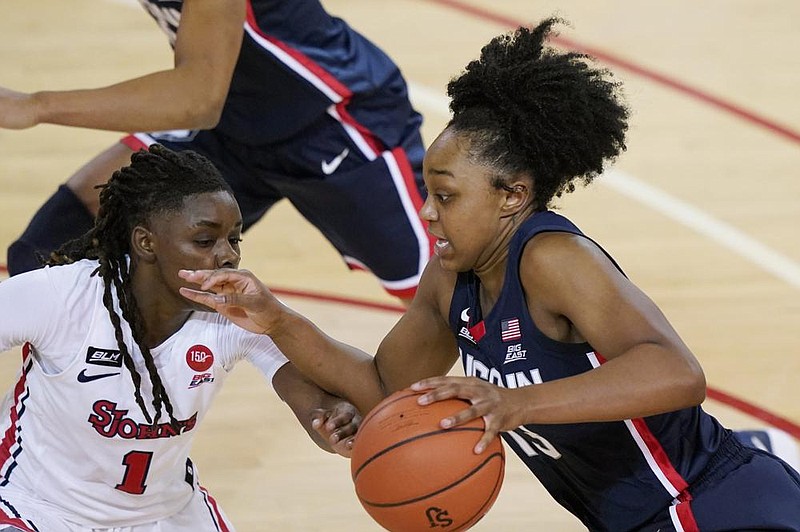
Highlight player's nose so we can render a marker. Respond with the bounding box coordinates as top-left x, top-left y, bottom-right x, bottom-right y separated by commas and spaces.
216, 241, 240, 269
